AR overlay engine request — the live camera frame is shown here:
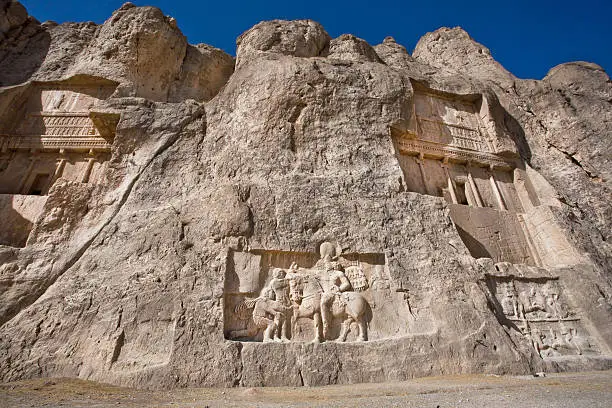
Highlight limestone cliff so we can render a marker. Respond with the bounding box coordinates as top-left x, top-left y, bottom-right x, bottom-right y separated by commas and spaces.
0, 1, 610, 389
